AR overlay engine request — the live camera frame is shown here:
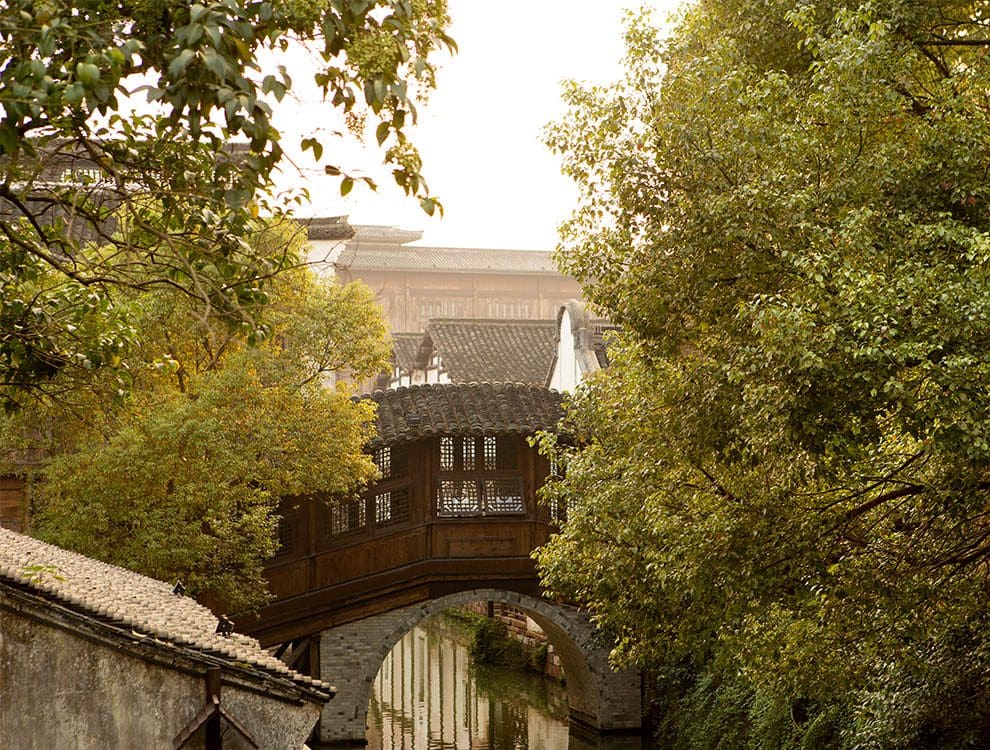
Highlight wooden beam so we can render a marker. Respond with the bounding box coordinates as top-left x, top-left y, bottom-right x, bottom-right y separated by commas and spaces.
205, 668, 221, 750
172, 668, 259, 750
